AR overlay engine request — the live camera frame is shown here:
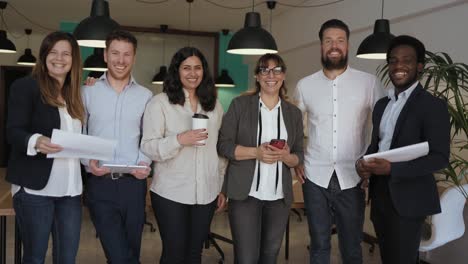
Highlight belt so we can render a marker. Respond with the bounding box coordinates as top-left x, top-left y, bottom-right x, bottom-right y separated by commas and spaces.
102, 173, 133, 180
